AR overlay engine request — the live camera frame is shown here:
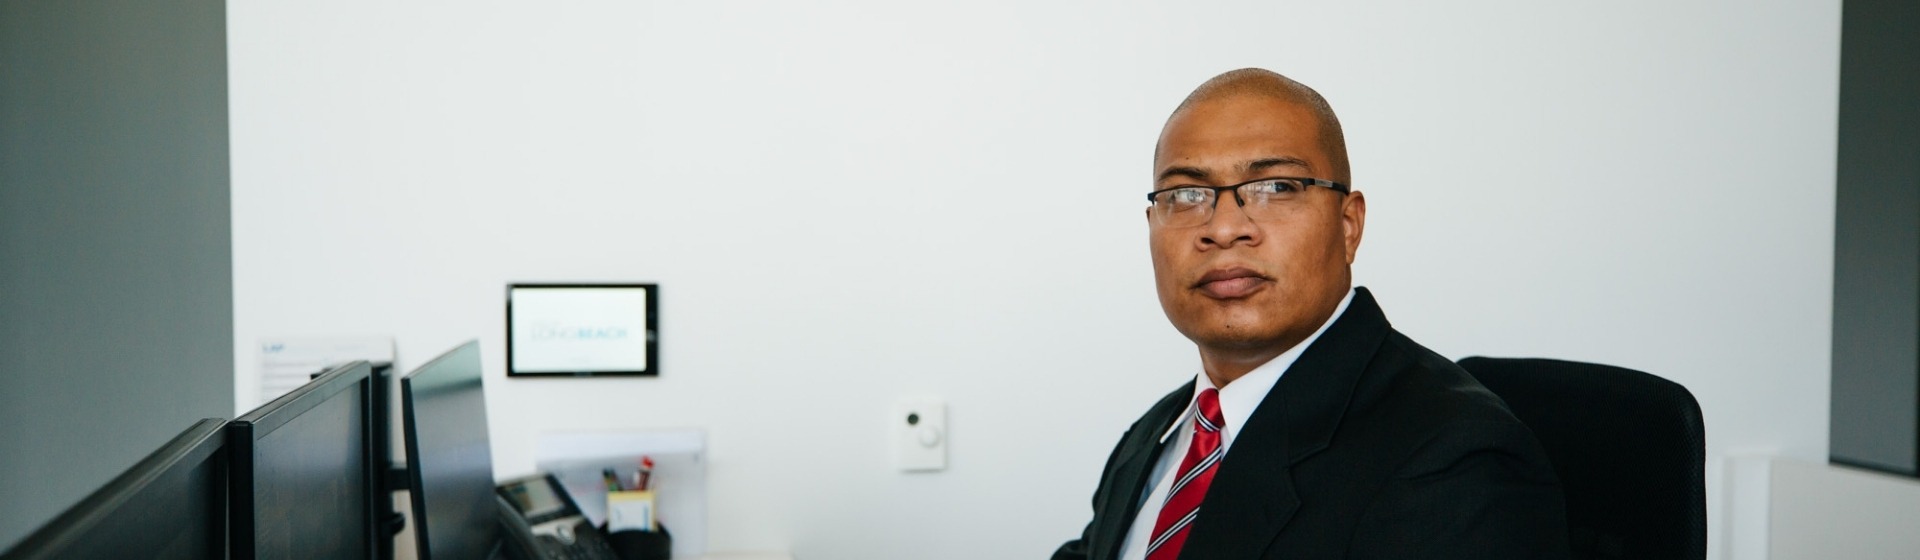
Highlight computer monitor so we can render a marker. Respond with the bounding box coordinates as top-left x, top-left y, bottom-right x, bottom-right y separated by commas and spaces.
402, 340, 502, 559
1, 418, 229, 560
228, 361, 378, 560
